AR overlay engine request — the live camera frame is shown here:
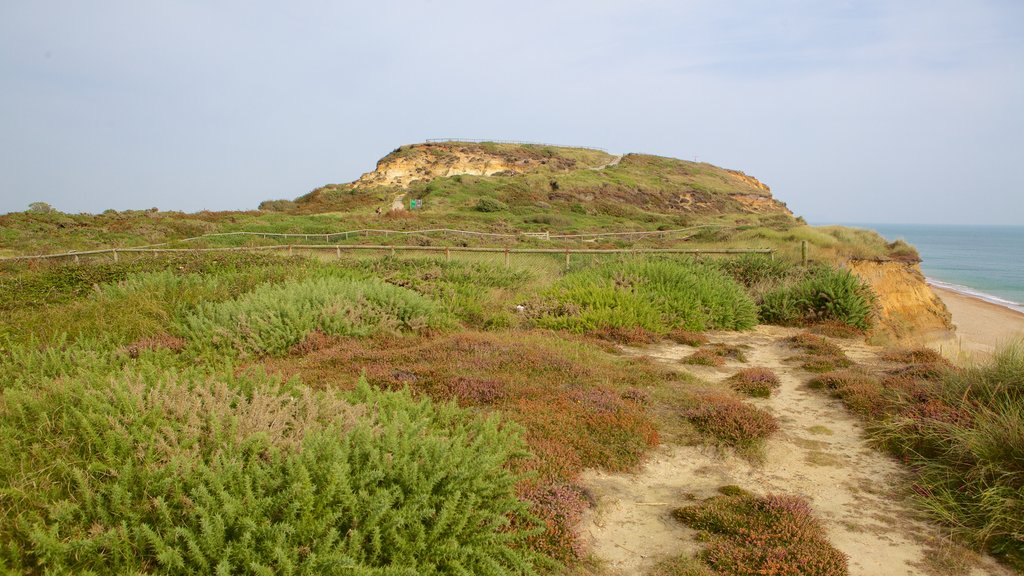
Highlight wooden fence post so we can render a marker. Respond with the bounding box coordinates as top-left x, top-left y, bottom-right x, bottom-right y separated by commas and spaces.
288, 245, 293, 257
565, 249, 571, 269
112, 249, 119, 262
801, 240, 808, 266
74, 254, 80, 264
445, 247, 450, 262
504, 247, 510, 268
336, 246, 341, 259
